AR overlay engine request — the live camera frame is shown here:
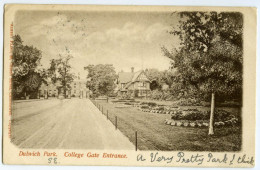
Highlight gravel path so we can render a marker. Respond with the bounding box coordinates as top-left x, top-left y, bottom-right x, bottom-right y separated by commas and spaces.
11, 98, 134, 150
